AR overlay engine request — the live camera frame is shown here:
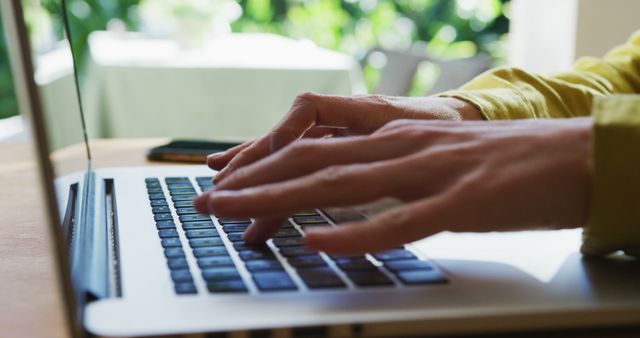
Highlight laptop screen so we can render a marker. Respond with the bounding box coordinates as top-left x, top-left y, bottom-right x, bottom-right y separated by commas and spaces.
29, 0, 92, 176
2, 1, 96, 336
